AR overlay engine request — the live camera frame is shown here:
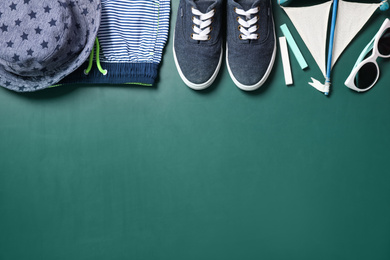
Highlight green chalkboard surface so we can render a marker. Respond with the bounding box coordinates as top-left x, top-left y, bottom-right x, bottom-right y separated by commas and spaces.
1, 1, 390, 259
